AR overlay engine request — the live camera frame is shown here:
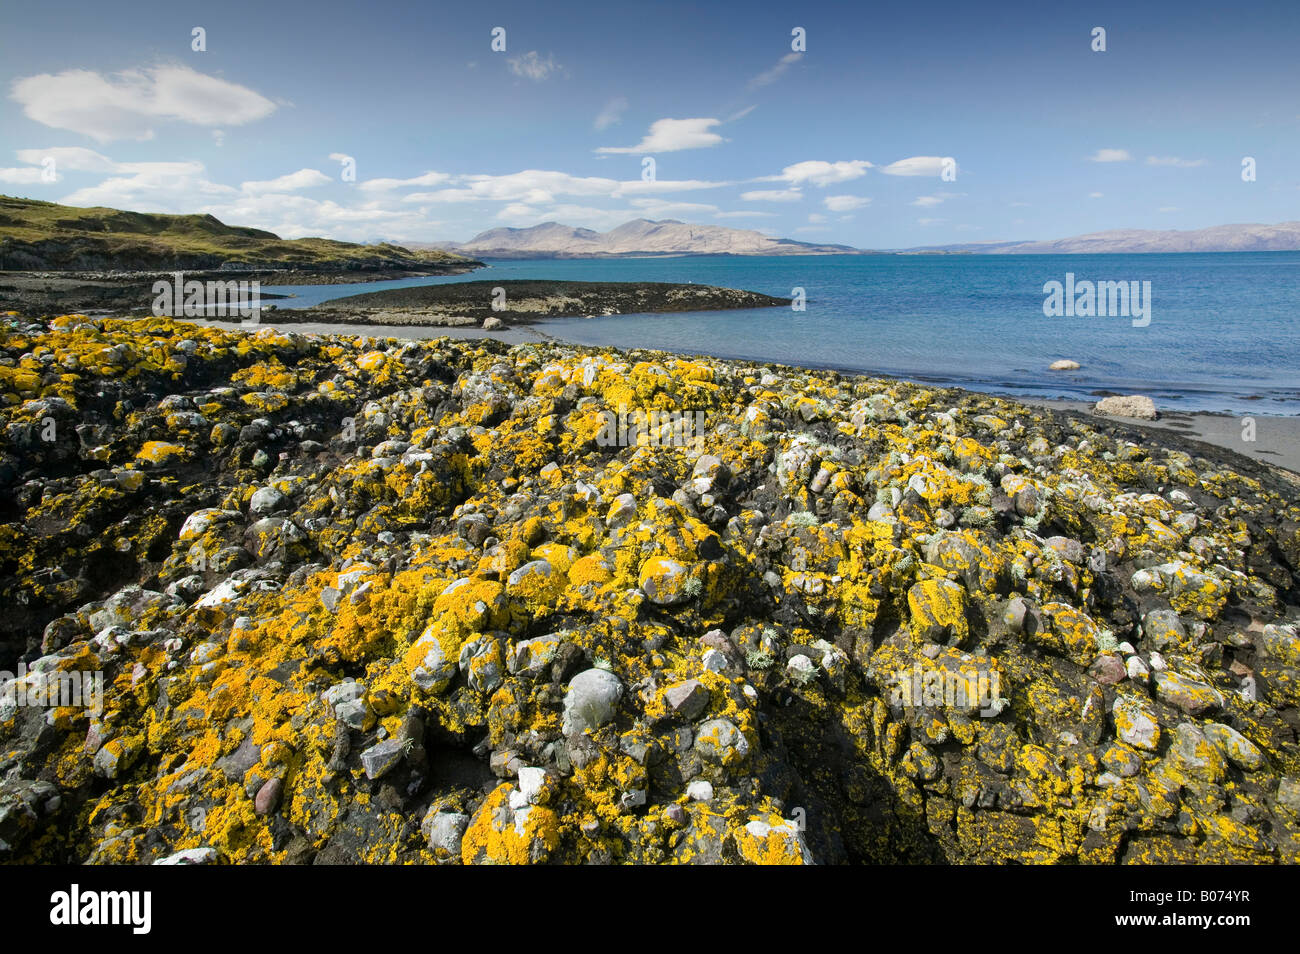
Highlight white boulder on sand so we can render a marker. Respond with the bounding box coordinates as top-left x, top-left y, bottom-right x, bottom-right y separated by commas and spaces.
1049, 359, 1080, 370
1094, 395, 1158, 420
